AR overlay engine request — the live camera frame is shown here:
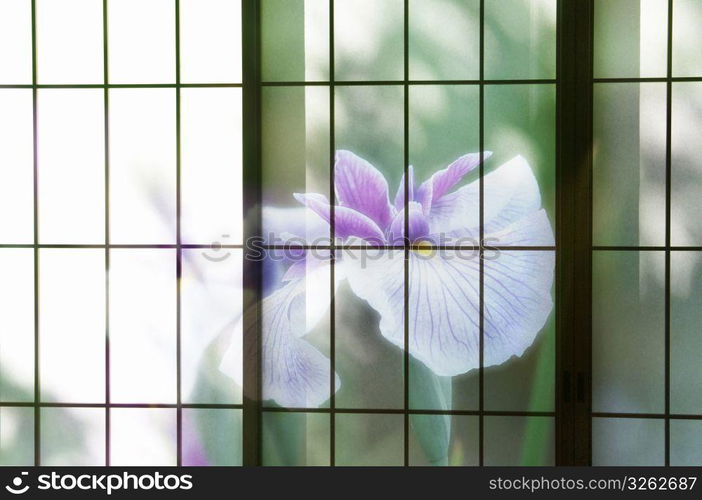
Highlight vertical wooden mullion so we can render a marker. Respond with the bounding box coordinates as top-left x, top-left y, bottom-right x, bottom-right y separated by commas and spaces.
557, 0, 594, 466
242, 0, 263, 467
